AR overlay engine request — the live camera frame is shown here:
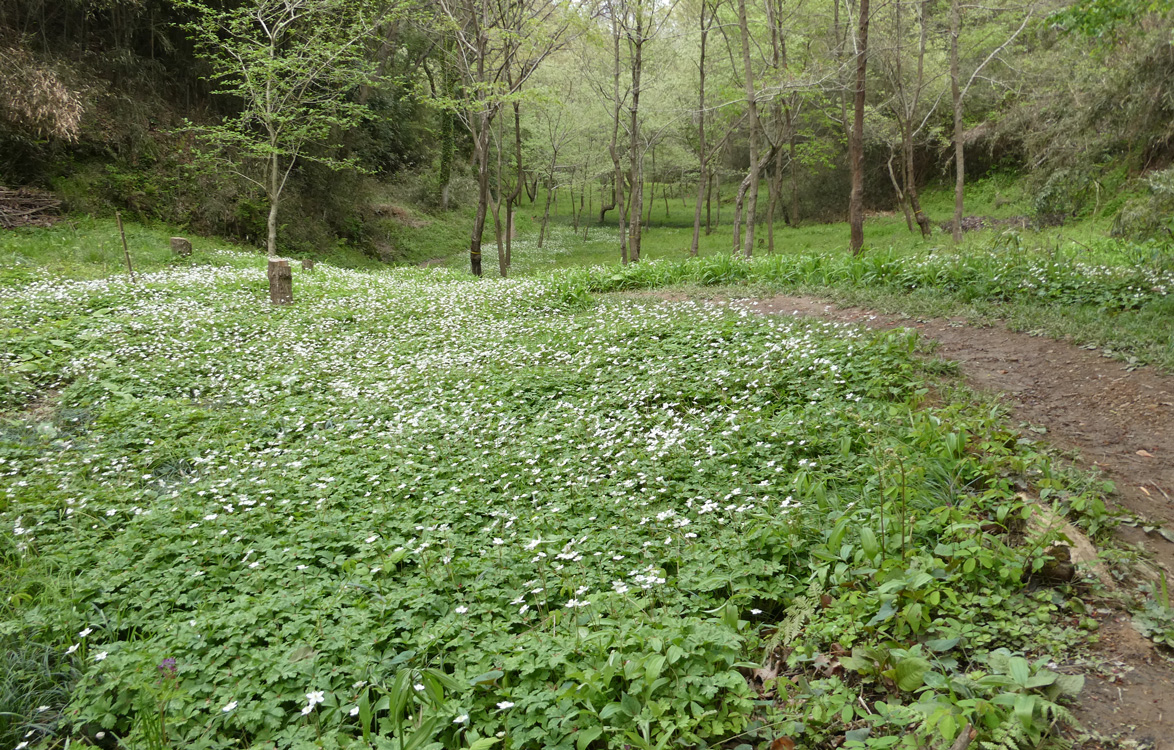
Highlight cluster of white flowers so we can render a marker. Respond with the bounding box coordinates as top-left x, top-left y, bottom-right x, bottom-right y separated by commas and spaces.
301, 690, 326, 715
0, 253, 946, 743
